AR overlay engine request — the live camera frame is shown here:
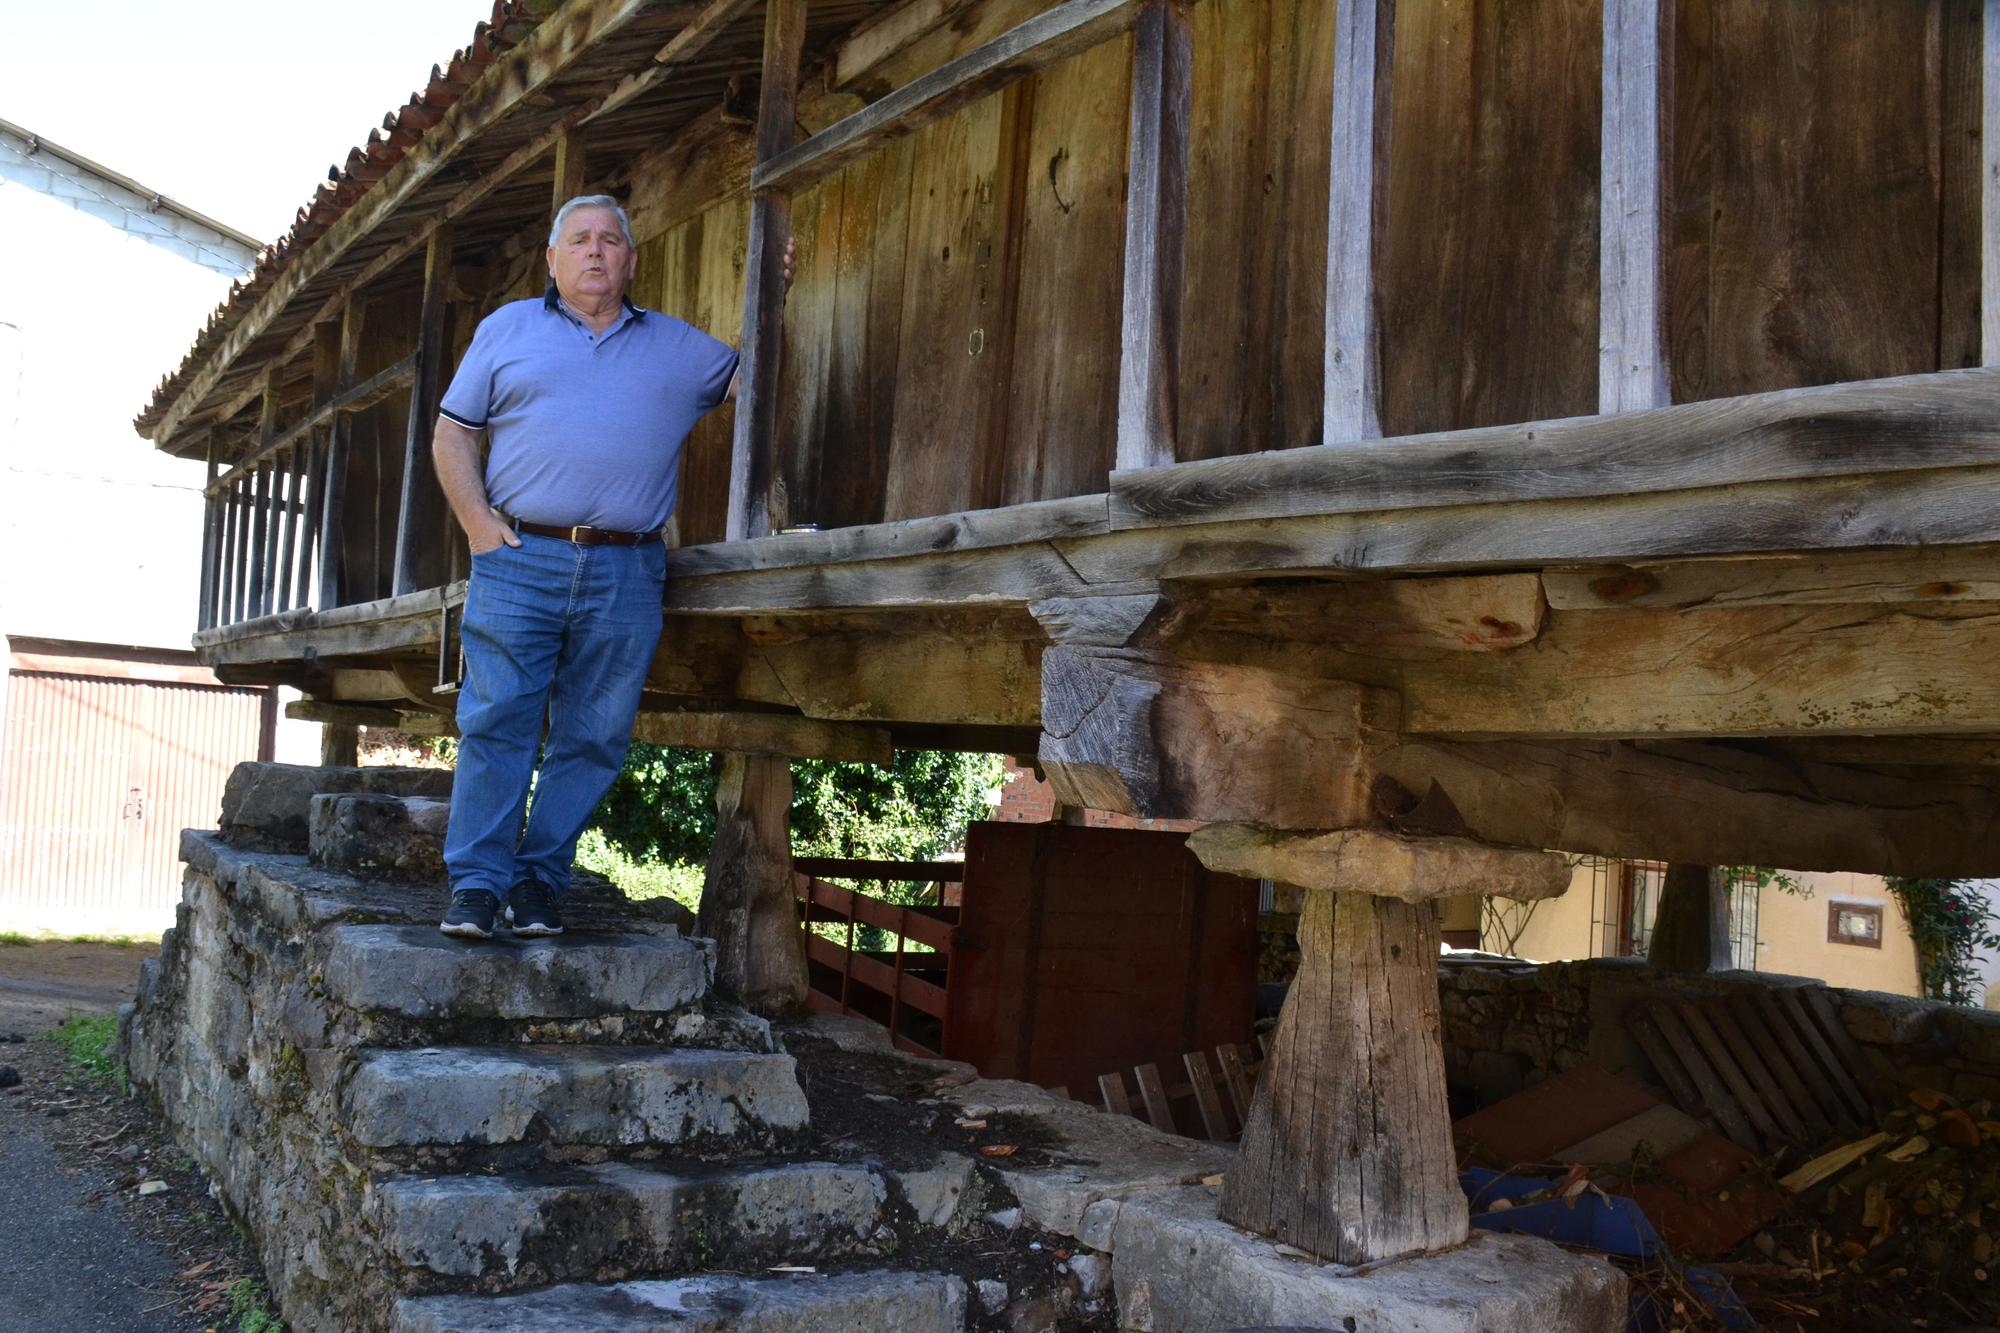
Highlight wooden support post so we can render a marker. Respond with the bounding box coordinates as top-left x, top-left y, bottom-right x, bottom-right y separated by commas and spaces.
1600, 0, 1672, 412
393, 227, 455, 597
318, 299, 364, 611
699, 751, 809, 1015
1195, 830, 1566, 1262
725, 0, 806, 543
321, 723, 360, 768
1114, 0, 1192, 472
1649, 862, 1732, 972
1323, 0, 1395, 443
197, 434, 220, 630
249, 375, 278, 617
1985, 0, 2000, 363
275, 441, 304, 613
224, 474, 245, 624
300, 321, 340, 609
552, 129, 587, 208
